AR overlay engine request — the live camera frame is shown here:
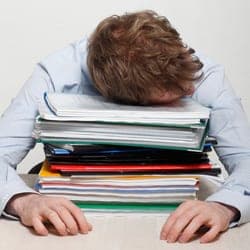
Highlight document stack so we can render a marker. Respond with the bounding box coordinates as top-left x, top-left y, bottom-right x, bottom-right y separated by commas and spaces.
33, 93, 220, 213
